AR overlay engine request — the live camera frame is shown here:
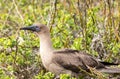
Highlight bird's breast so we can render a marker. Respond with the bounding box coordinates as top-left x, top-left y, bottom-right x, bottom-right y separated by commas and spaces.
40, 51, 53, 69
